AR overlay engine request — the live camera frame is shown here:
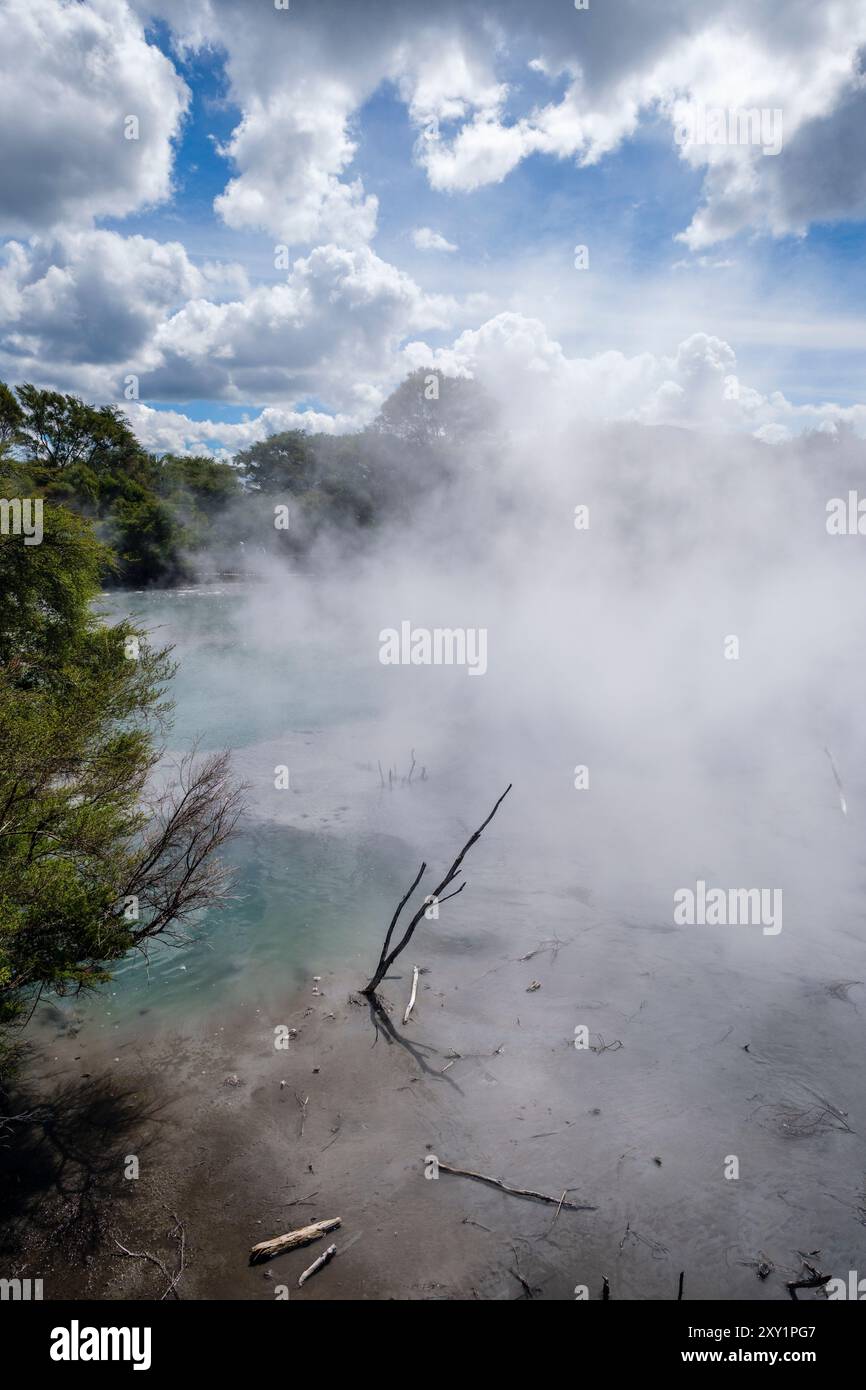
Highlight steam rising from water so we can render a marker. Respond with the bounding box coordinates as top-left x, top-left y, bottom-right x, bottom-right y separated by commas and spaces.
226, 400, 866, 959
